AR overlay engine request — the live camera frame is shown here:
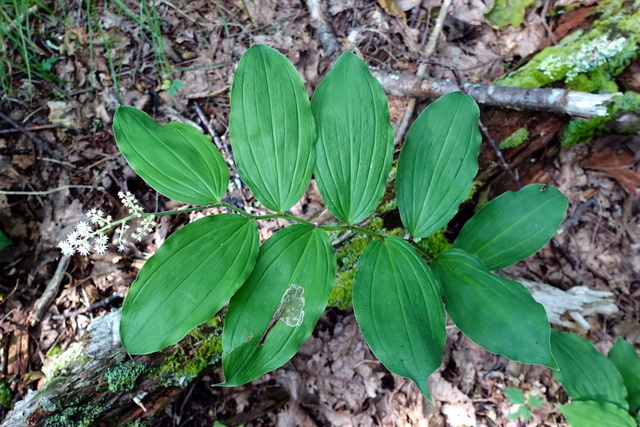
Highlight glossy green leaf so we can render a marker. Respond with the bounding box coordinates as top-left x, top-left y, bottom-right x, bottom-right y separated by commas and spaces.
220, 225, 335, 386
120, 214, 259, 354
0, 231, 11, 250
609, 338, 640, 411
551, 330, 629, 410
353, 237, 446, 400
229, 45, 316, 213
454, 184, 568, 270
505, 387, 526, 404
397, 92, 481, 238
557, 401, 636, 427
113, 106, 228, 205
432, 249, 556, 368
311, 51, 394, 225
